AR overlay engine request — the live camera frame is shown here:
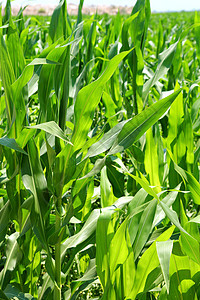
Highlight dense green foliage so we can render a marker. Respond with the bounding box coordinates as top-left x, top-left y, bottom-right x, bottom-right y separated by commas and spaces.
0, 0, 200, 298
